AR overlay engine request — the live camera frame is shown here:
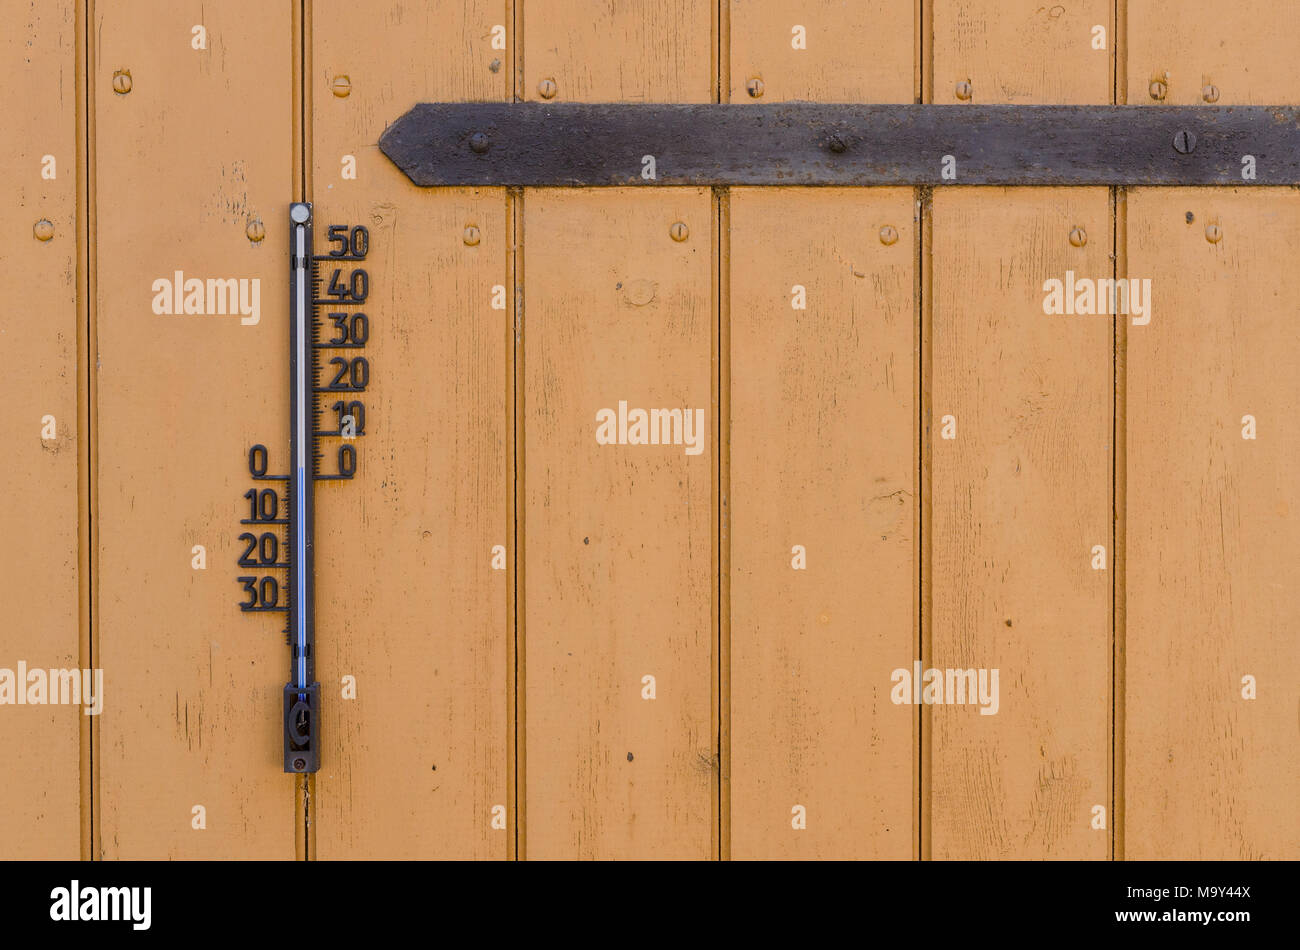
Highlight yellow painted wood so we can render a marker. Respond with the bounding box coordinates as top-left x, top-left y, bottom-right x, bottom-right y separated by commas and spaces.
3, 0, 1296, 863
309, 0, 512, 859
728, 1, 914, 103
927, 0, 1113, 860
728, 188, 916, 858
93, 0, 295, 857
521, 188, 716, 858
0, 0, 81, 859
932, 0, 1111, 104
928, 188, 1113, 858
1124, 188, 1300, 858
519, 1, 716, 859
524, 0, 714, 103
1128, 1, 1300, 104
